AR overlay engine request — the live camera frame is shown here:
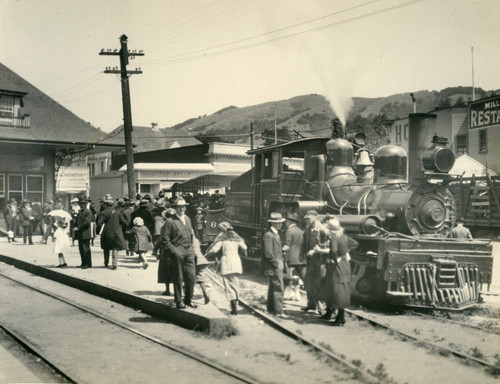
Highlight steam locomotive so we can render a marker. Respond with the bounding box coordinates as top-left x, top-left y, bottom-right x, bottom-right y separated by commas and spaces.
224, 113, 493, 310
